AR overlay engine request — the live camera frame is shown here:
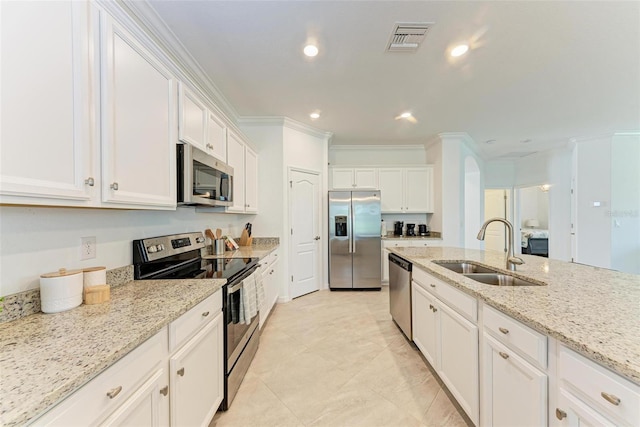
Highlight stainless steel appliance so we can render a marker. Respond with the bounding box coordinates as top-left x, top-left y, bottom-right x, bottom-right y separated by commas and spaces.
329, 191, 381, 289
388, 253, 412, 339
177, 144, 233, 207
132, 232, 260, 410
